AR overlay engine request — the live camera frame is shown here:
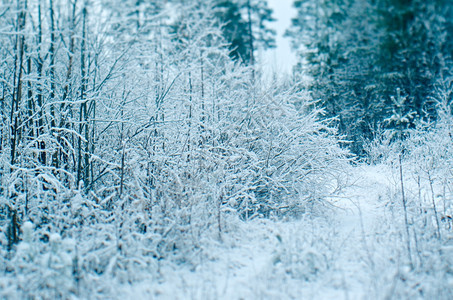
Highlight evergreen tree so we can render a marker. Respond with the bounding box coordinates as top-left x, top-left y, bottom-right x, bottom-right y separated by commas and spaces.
287, 0, 379, 154
287, 0, 453, 155
213, 0, 276, 66
376, 0, 452, 120
214, 0, 251, 63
